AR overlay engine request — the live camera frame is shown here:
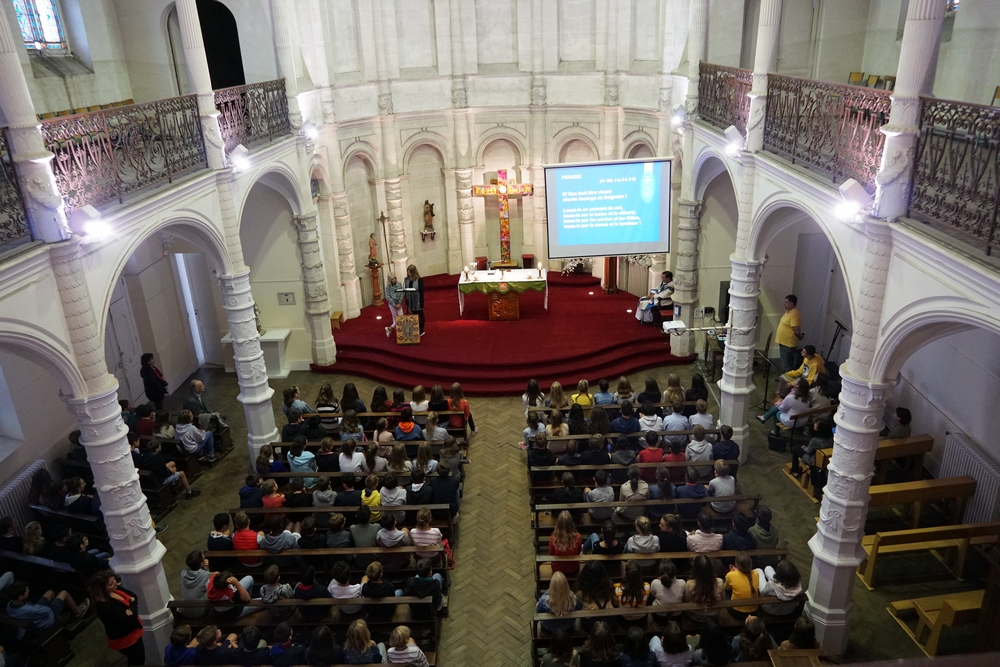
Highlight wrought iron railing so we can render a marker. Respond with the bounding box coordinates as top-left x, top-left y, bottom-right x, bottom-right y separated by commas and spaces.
762, 74, 891, 193
214, 79, 291, 157
0, 129, 31, 248
910, 97, 1000, 255
41, 95, 208, 213
698, 63, 753, 134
